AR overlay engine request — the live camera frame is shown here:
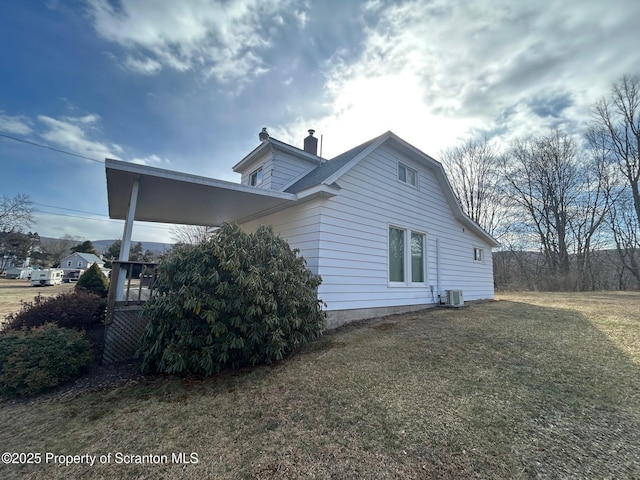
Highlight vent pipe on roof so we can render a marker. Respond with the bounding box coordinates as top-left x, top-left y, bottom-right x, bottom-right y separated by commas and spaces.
259, 127, 269, 142
303, 129, 318, 155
